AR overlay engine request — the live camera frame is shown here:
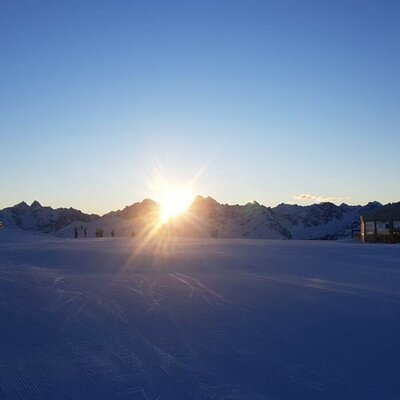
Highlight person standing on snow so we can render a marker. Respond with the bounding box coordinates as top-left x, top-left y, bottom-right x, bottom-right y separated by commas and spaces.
74, 228, 78, 238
